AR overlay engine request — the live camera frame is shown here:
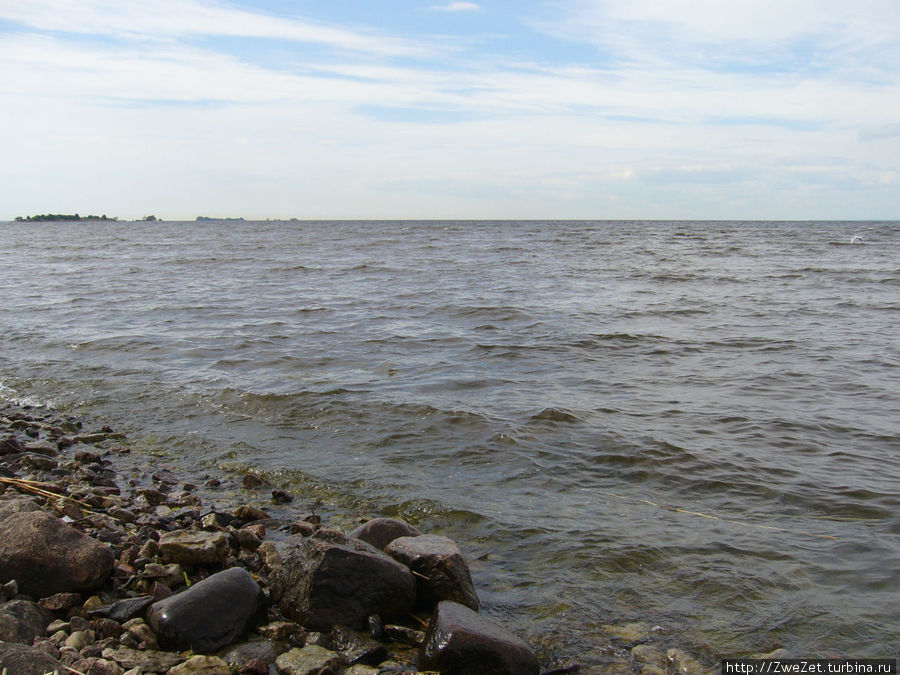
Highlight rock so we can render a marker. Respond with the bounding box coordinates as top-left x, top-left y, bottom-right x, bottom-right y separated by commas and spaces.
272, 489, 293, 504
667, 648, 712, 675
383, 624, 425, 646
0, 434, 24, 455
102, 645, 183, 672
0, 510, 114, 596
222, 640, 278, 672
0, 642, 67, 675
147, 567, 266, 653
65, 628, 96, 649
24, 439, 58, 456
233, 504, 269, 522
349, 518, 422, 551
166, 654, 231, 674
270, 536, 415, 631
385, 534, 480, 610
0, 599, 49, 644
84, 658, 126, 675
89, 595, 154, 623
343, 666, 379, 675
122, 617, 159, 649
39, 591, 83, 612
157, 530, 230, 566
418, 601, 539, 675
631, 644, 668, 669
331, 625, 388, 666
274, 645, 346, 675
